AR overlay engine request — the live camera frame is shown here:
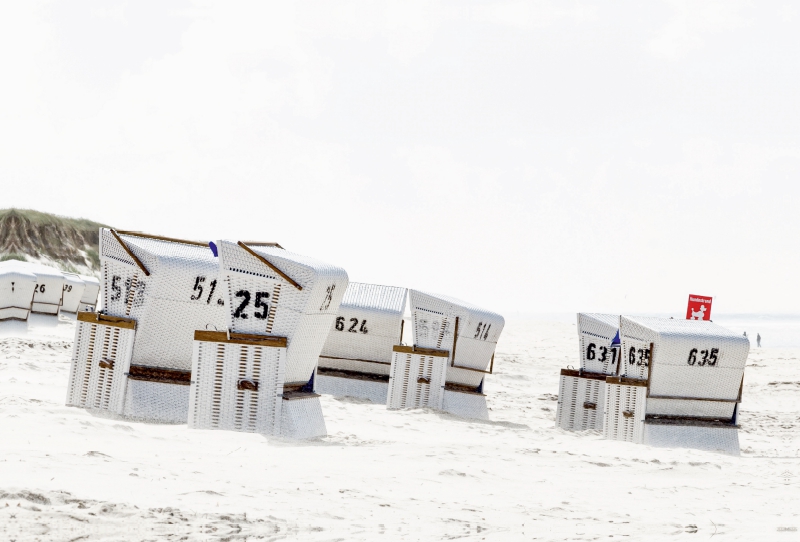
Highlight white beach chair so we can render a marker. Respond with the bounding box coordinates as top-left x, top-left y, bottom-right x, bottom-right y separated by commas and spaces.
188, 240, 348, 438
603, 316, 748, 455
67, 229, 226, 422
60, 273, 86, 314
0, 261, 38, 321
78, 275, 100, 312
386, 290, 504, 420
555, 313, 620, 432
25, 263, 65, 316
315, 282, 407, 403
